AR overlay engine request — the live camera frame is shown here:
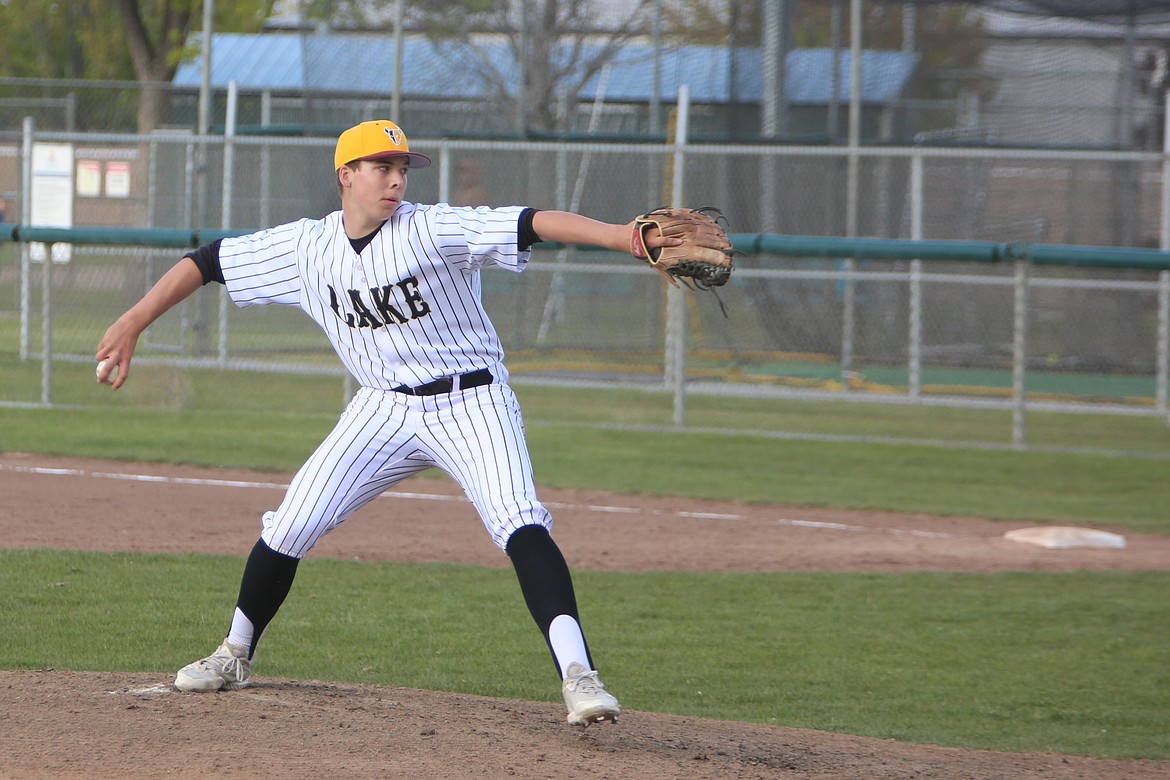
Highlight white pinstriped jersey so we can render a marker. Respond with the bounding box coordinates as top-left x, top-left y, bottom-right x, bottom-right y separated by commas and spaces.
217, 202, 528, 389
